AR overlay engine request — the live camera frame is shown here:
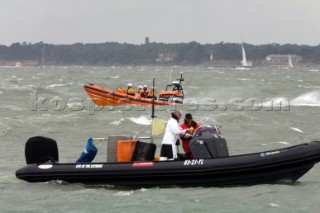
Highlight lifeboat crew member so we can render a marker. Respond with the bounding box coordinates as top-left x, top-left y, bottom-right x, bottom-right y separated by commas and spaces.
160, 111, 192, 161
137, 85, 143, 94
127, 83, 135, 96
140, 85, 151, 98
180, 113, 200, 159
